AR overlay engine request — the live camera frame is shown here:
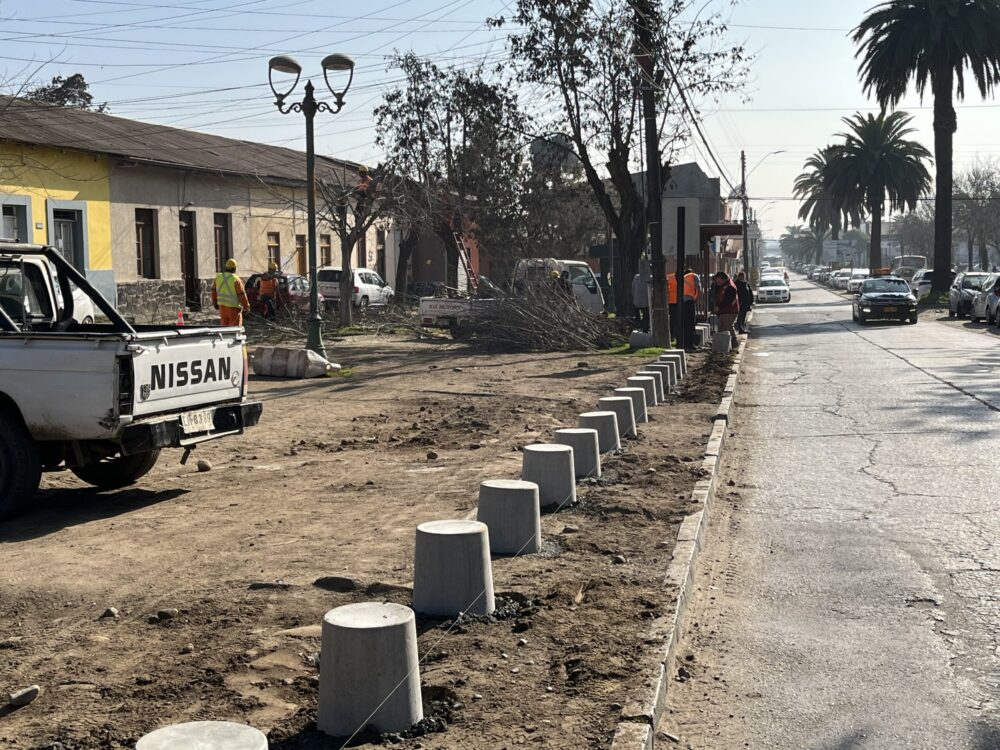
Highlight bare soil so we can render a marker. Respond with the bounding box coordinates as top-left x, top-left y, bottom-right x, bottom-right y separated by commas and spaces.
0, 334, 727, 750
